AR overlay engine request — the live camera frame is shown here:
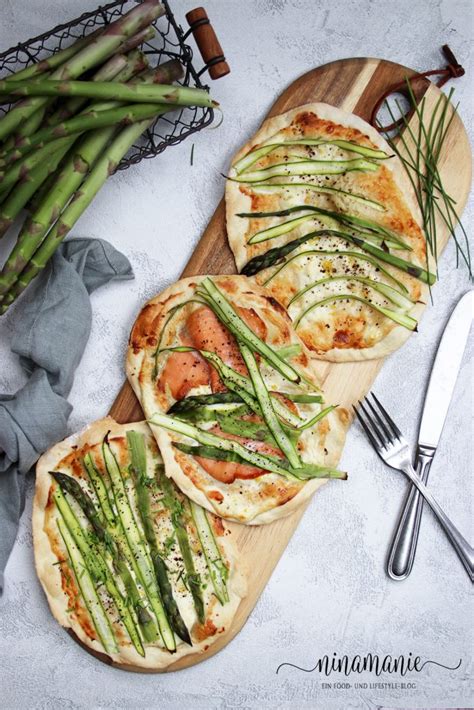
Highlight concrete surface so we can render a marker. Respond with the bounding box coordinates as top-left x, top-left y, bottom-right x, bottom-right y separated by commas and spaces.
0, 1, 472, 708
